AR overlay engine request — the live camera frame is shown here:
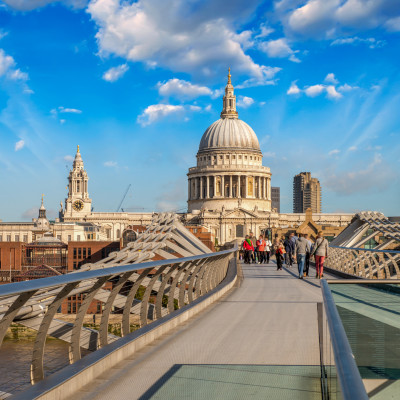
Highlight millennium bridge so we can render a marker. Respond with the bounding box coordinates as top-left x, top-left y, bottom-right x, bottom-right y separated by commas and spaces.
0, 212, 399, 400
